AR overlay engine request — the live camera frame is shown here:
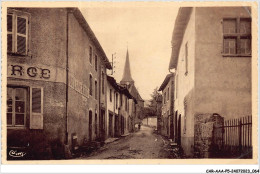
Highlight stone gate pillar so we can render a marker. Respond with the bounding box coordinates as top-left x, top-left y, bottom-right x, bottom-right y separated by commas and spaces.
194, 113, 224, 158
